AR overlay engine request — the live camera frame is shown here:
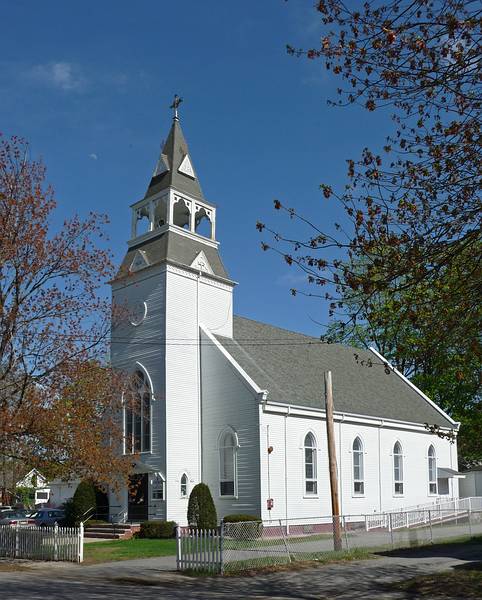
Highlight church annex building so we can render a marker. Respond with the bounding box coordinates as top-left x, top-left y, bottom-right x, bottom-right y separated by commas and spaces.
107, 109, 461, 526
